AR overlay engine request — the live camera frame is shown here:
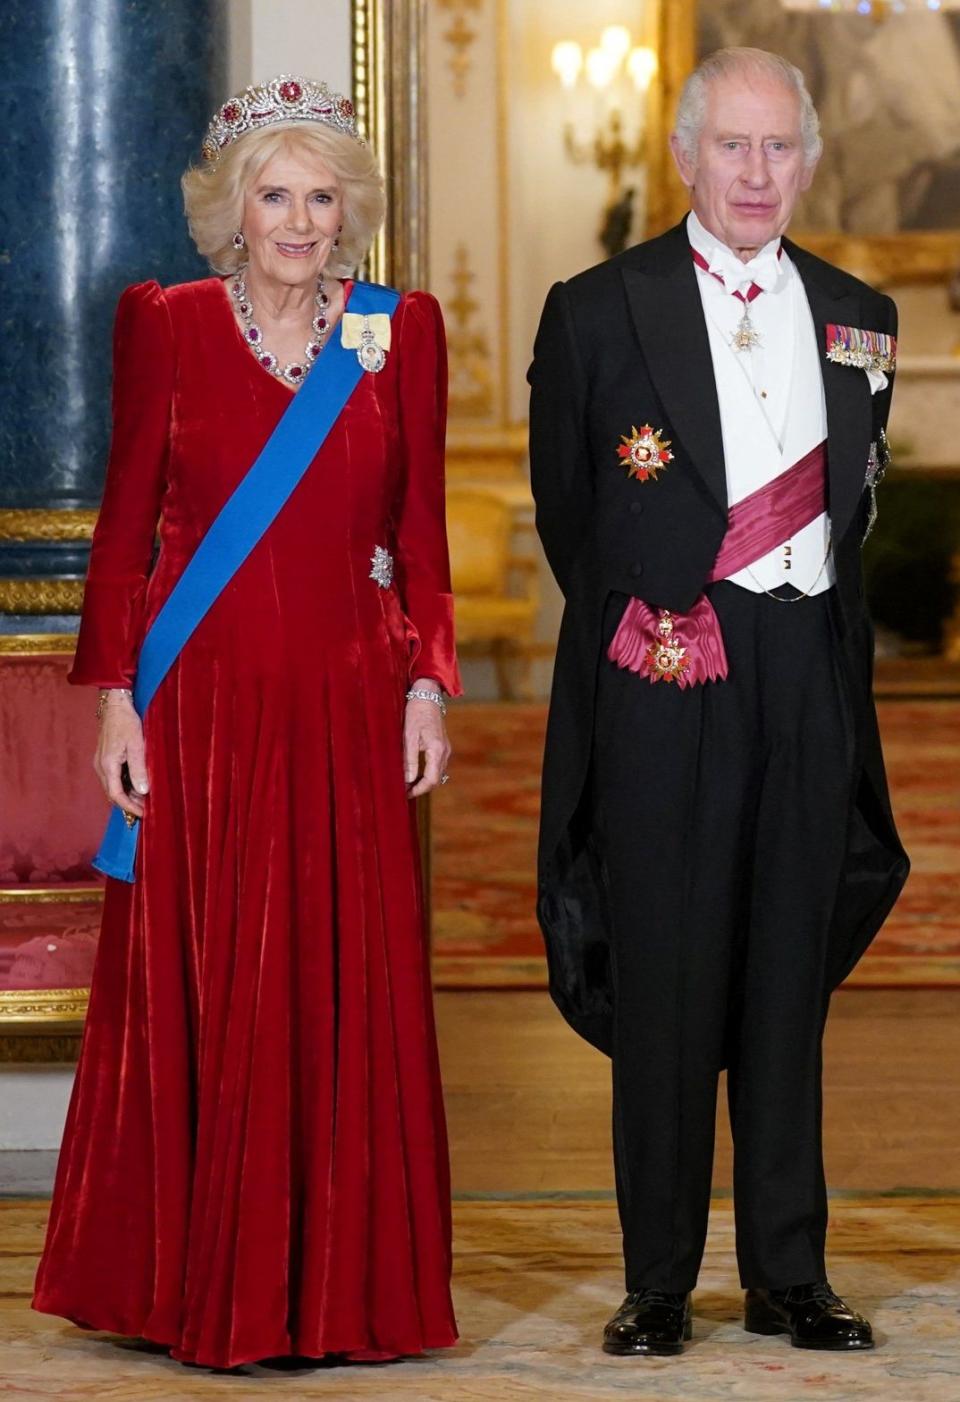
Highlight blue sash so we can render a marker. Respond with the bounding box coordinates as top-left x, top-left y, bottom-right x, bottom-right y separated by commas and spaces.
94, 280, 401, 883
